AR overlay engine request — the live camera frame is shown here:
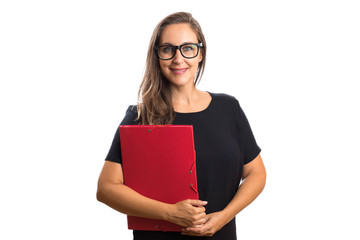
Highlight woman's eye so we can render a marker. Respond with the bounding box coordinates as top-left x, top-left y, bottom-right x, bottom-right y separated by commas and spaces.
182, 45, 195, 52
162, 47, 174, 53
